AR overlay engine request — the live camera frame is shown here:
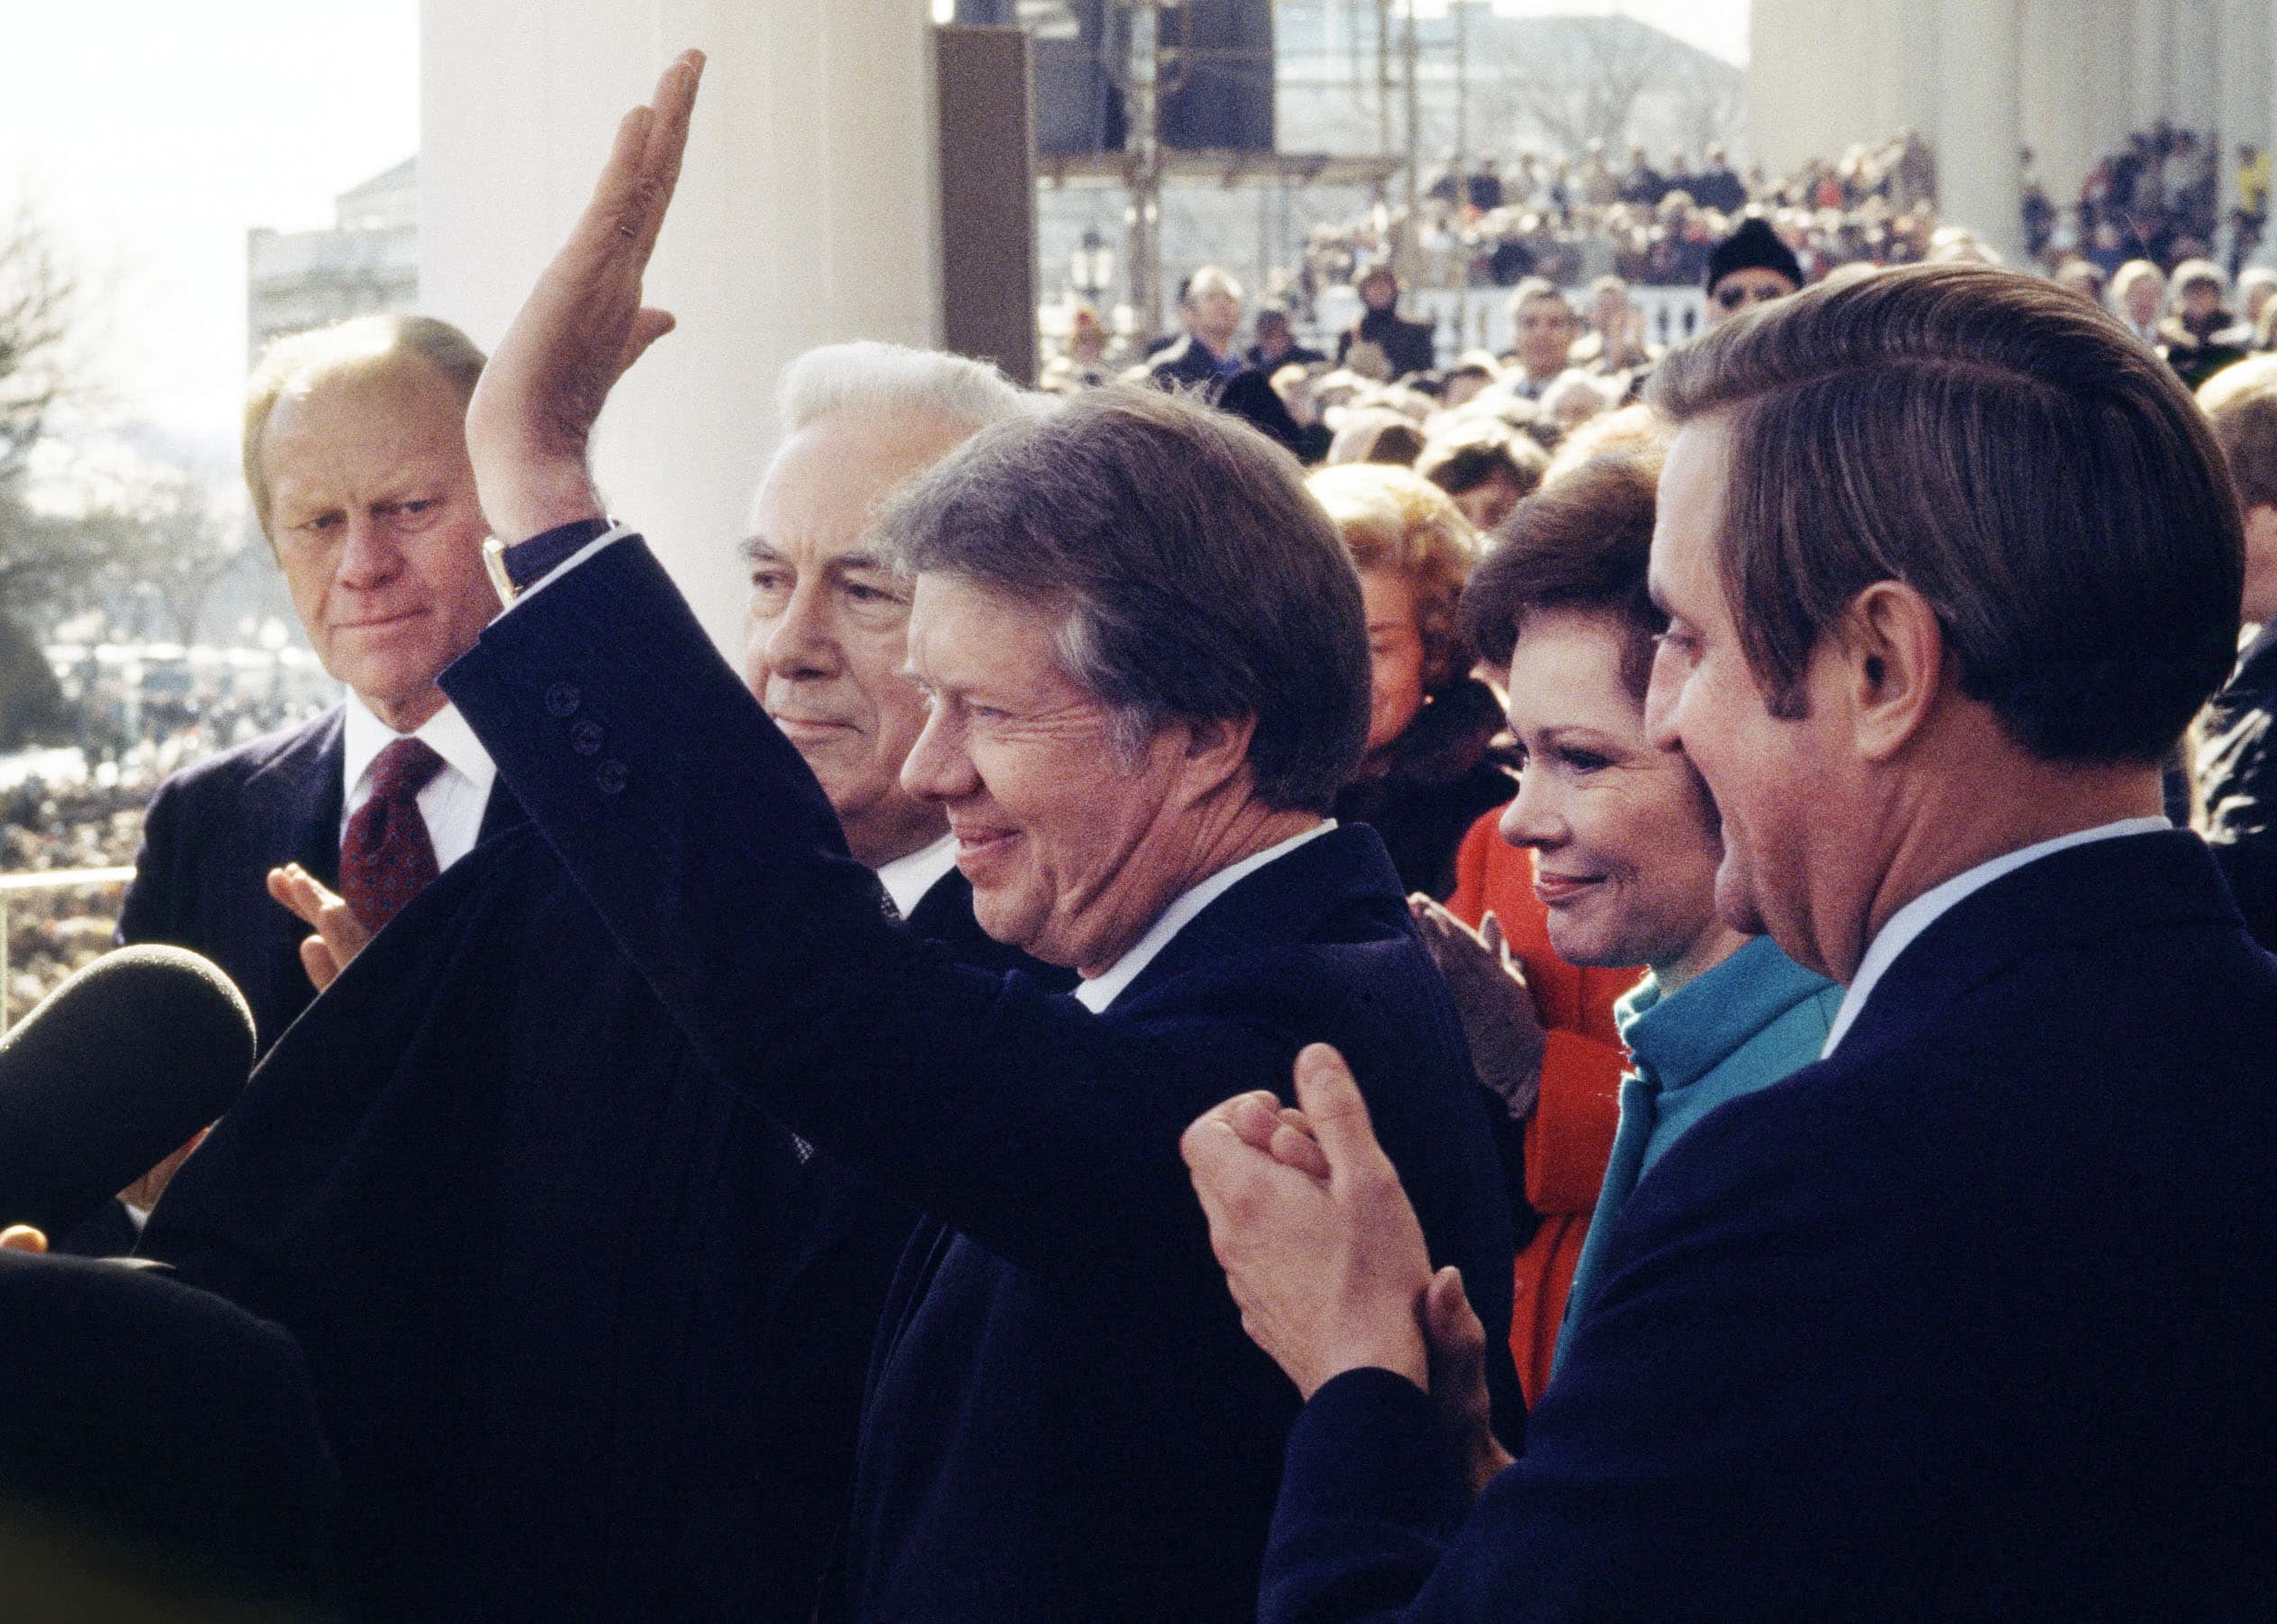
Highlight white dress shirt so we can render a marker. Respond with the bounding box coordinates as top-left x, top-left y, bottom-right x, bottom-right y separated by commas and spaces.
875, 834, 958, 919
340, 692, 501, 874
1819, 816, 2171, 1058
1073, 822, 1336, 1013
